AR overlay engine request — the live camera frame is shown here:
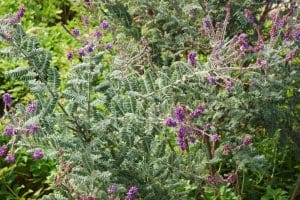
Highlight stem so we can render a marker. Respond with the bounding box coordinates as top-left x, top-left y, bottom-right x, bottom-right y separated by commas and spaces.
291, 175, 300, 200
